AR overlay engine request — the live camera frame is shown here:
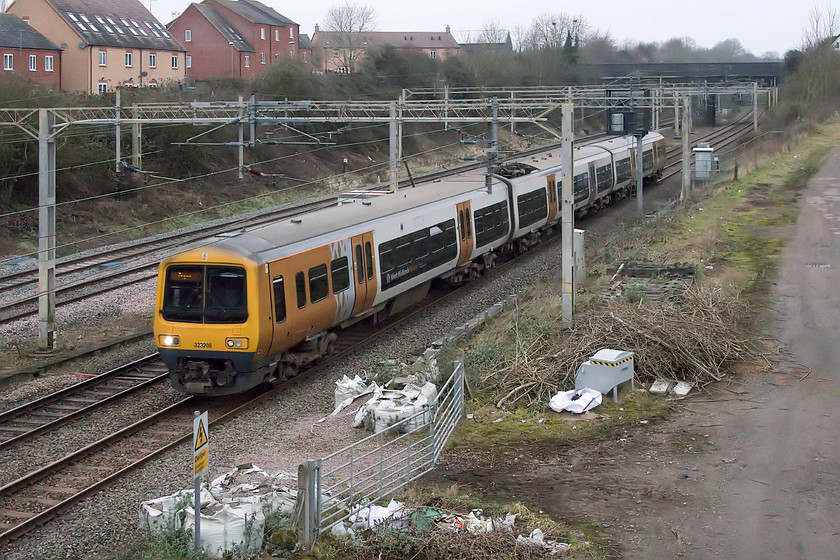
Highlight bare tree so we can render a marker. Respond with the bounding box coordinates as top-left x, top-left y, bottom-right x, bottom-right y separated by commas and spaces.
477, 20, 508, 44
321, 3, 376, 73
520, 13, 587, 52
802, 4, 839, 49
